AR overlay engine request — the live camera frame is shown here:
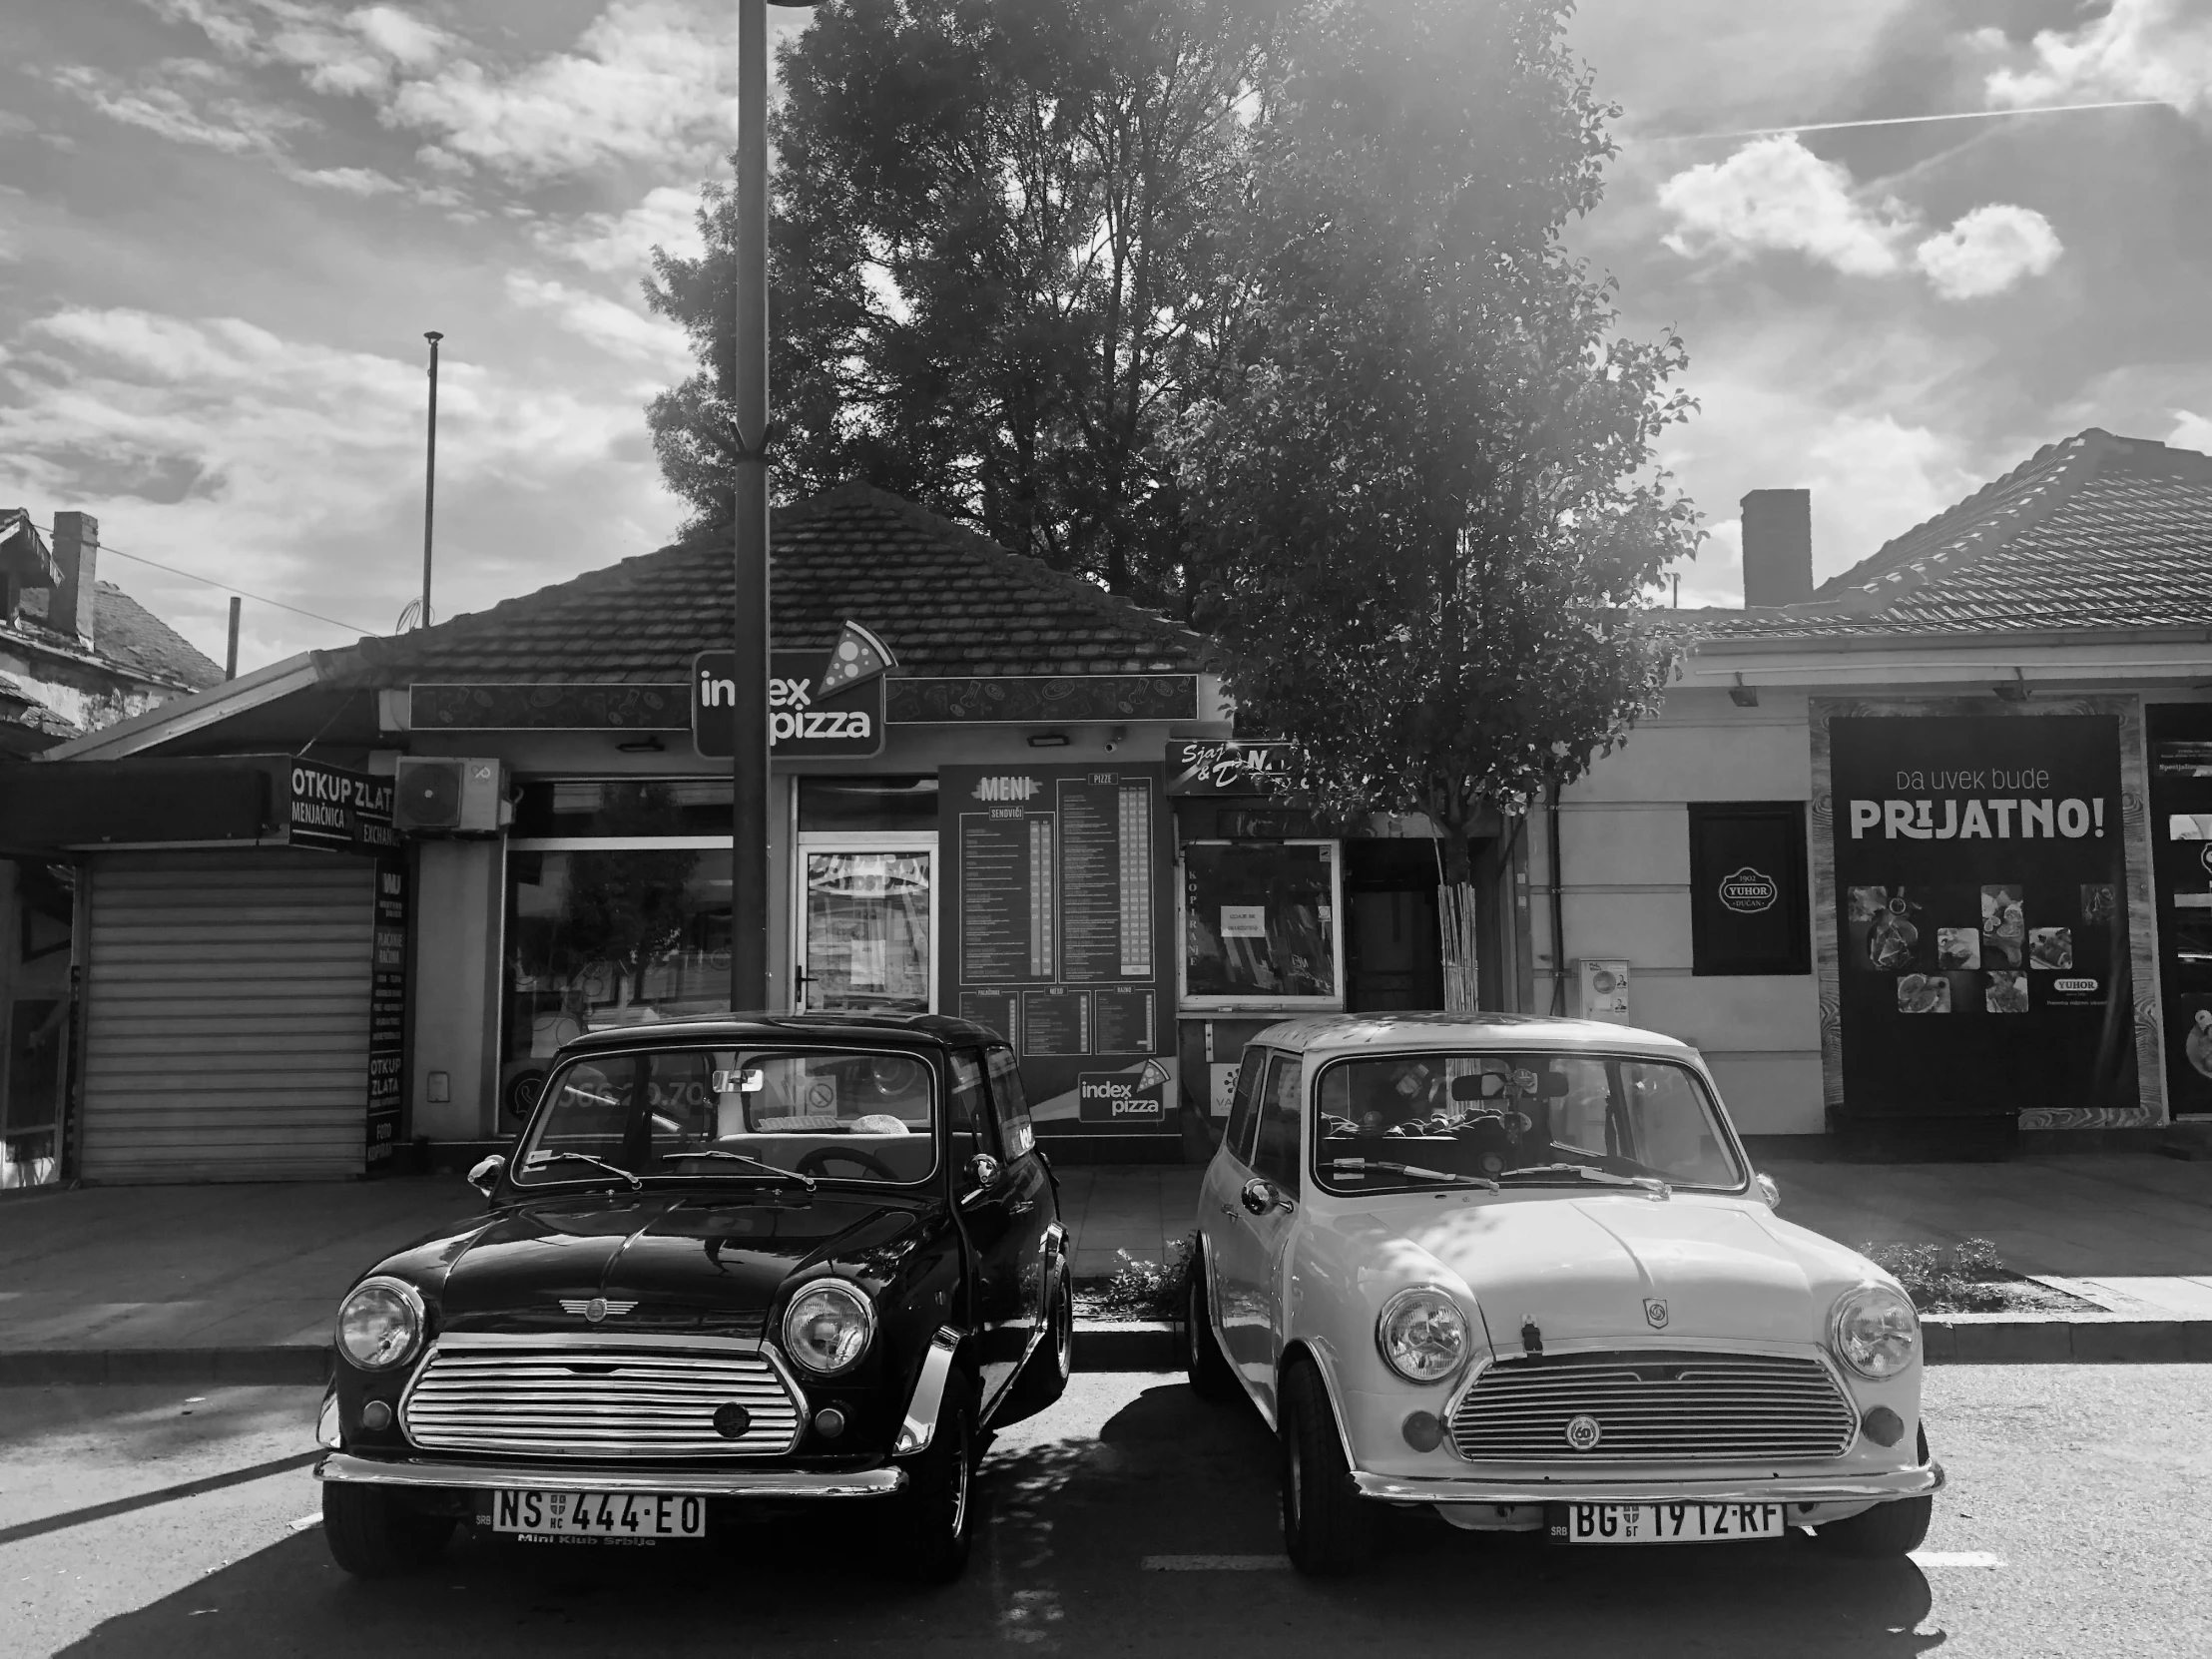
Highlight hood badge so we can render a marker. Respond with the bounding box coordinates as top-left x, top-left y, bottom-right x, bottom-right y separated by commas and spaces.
1564, 1414, 1603, 1452
1643, 1298, 1669, 1330
560, 1297, 639, 1324
1519, 1319, 1543, 1358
